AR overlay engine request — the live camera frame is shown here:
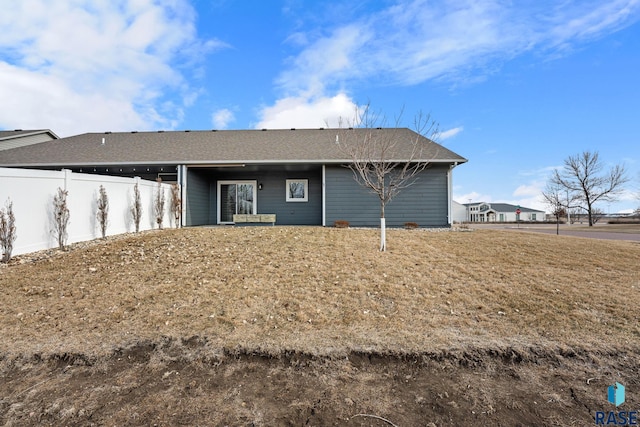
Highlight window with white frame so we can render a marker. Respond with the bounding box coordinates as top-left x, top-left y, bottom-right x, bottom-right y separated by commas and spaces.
286, 179, 308, 202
